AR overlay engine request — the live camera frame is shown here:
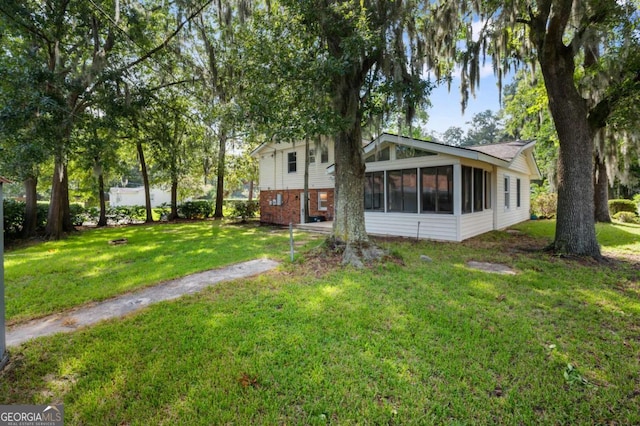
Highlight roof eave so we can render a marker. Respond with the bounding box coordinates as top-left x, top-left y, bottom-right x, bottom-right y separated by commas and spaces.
249, 142, 268, 157
366, 133, 511, 167
506, 140, 542, 179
